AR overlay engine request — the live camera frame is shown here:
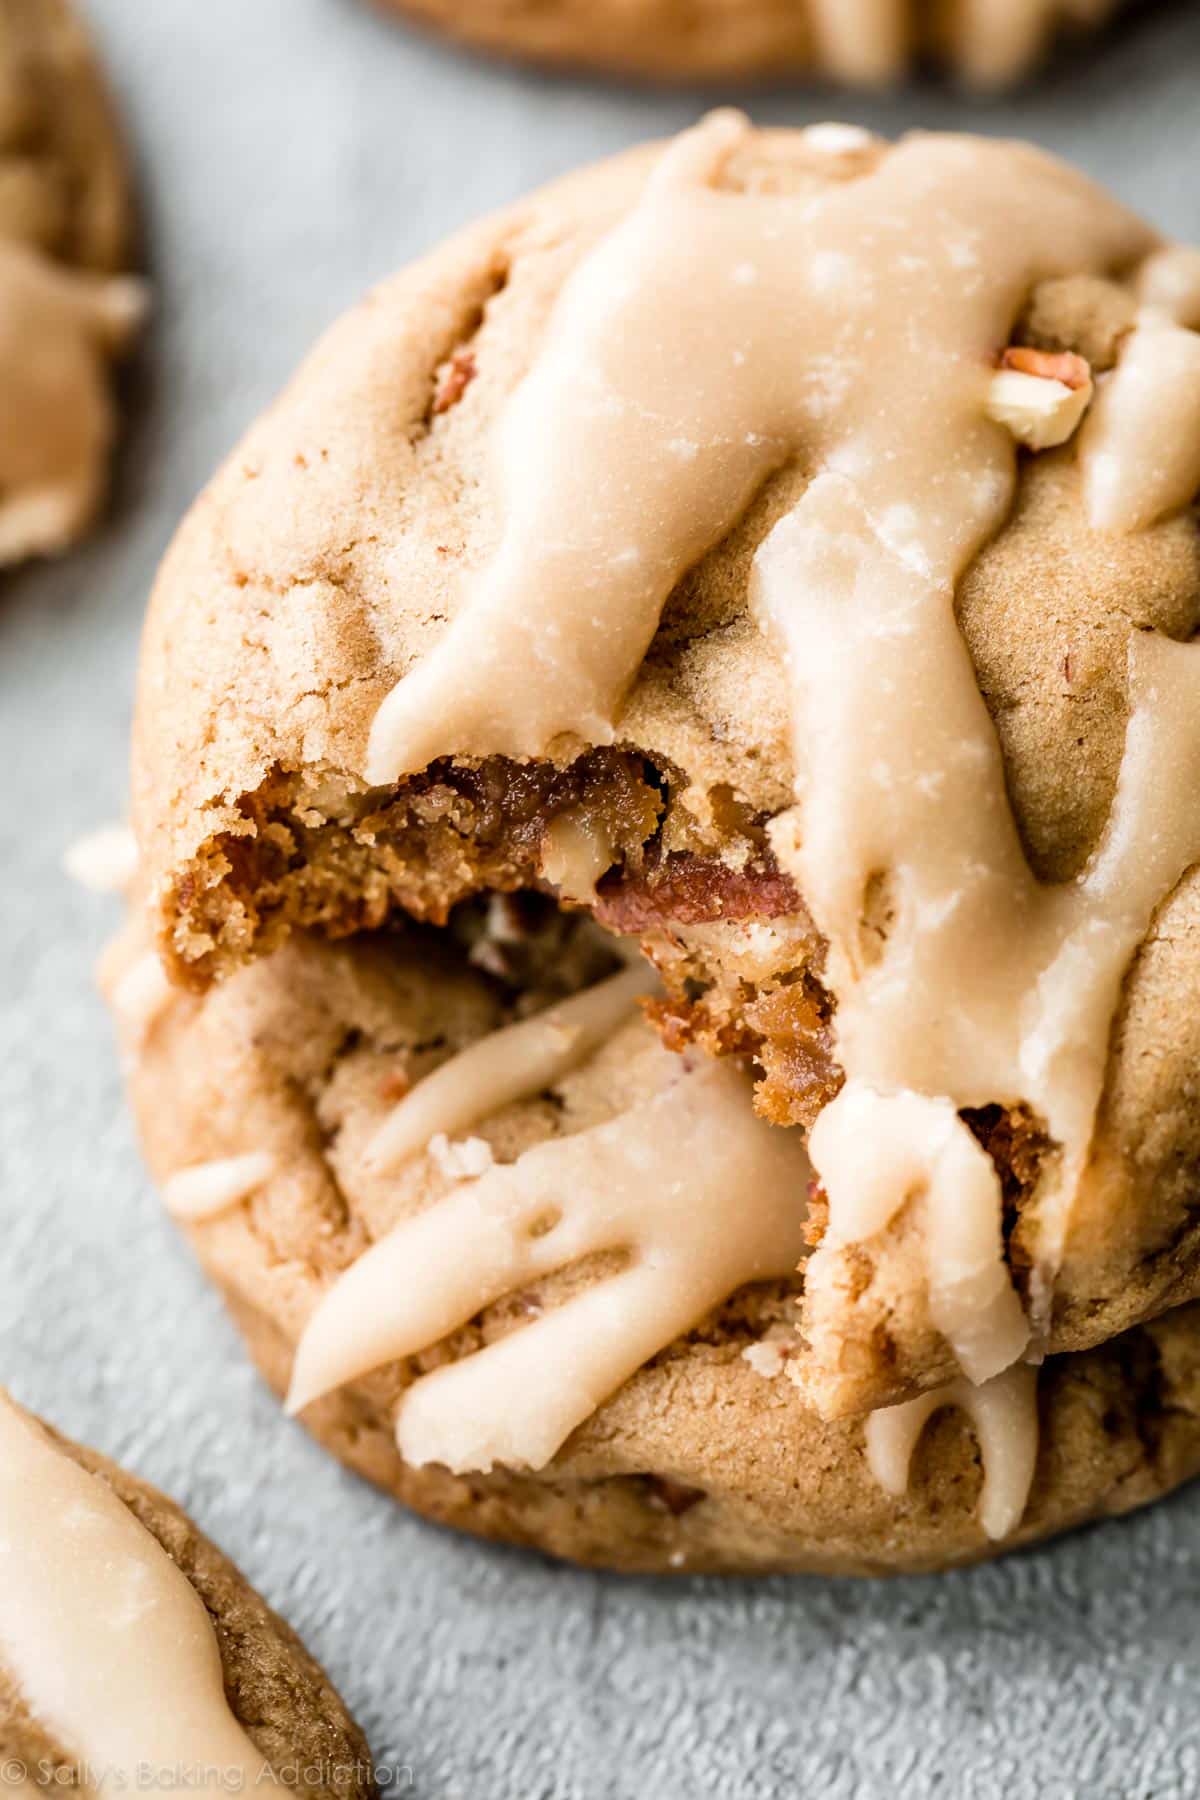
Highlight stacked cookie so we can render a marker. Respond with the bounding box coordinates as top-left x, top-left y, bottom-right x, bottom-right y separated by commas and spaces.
106, 113, 1200, 1575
